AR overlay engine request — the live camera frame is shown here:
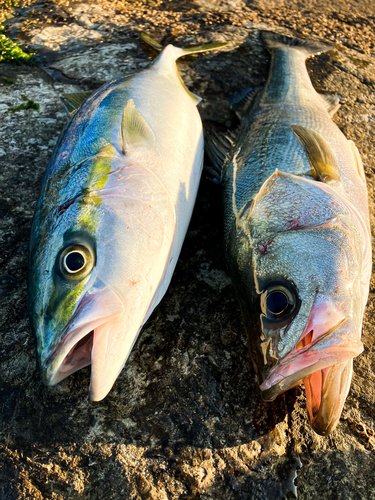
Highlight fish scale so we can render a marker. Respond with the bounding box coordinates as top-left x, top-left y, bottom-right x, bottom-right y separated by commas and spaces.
217, 31, 371, 435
